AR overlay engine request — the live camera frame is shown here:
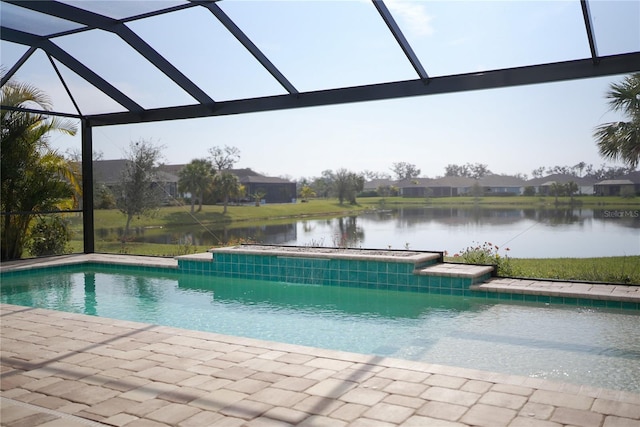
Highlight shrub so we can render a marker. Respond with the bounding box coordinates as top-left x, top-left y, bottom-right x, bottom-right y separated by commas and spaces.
96, 185, 116, 209
455, 241, 518, 276
620, 186, 636, 199
27, 216, 72, 256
